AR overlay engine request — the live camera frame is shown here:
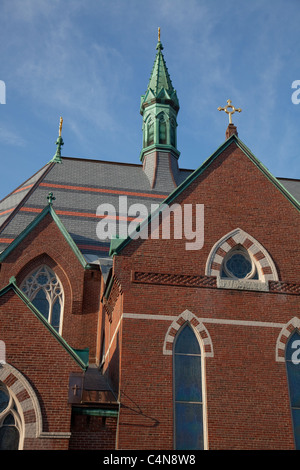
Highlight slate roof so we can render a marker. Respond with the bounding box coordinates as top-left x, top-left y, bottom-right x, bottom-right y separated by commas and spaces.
0, 155, 194, 262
